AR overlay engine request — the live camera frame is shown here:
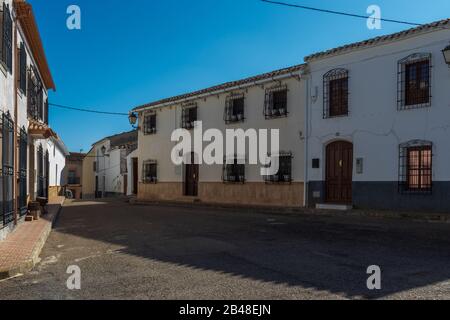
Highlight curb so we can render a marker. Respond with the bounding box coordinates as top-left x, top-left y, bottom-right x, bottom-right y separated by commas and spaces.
131, 199, 450, 223
0, 199, 64, 280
